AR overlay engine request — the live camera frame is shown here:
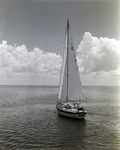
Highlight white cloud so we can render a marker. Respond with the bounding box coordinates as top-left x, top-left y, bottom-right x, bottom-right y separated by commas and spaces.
0, 32, 120, 85
77, 32, 120, 84
0, 41, 61, 84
